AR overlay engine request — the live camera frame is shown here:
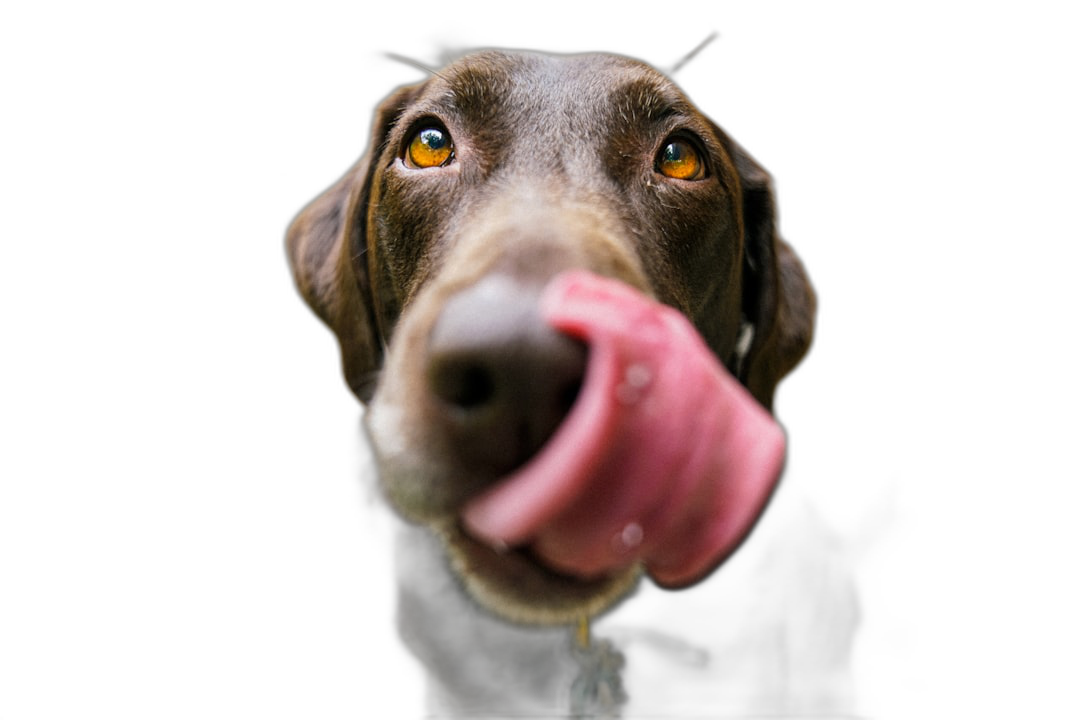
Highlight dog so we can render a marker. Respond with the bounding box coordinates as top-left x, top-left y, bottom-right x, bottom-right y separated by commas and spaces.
287, 49, 826, 715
